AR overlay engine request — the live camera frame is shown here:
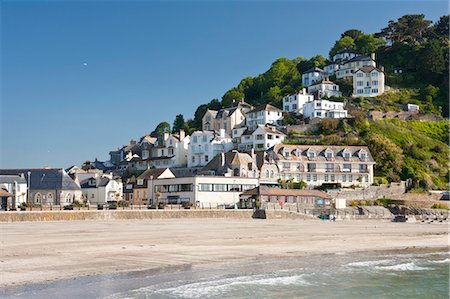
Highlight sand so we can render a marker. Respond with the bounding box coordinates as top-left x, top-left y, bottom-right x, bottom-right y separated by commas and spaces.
0, 218, 448, 288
